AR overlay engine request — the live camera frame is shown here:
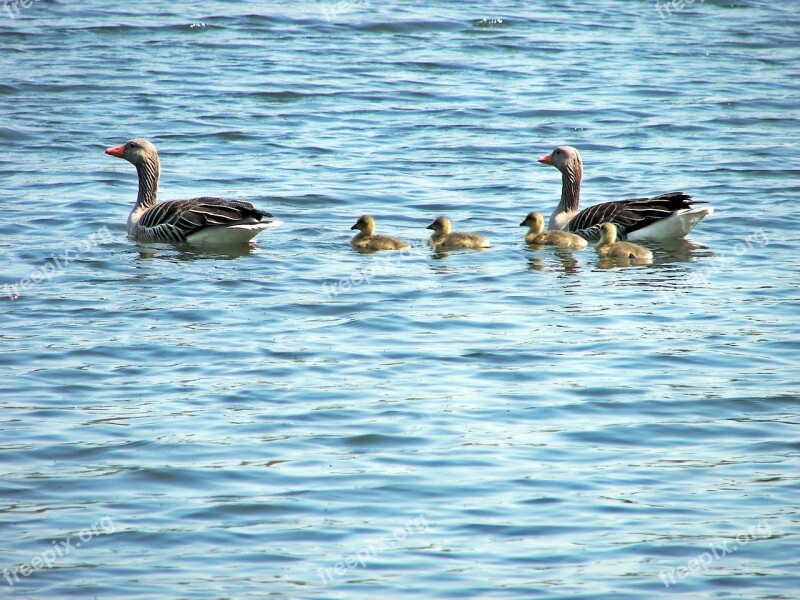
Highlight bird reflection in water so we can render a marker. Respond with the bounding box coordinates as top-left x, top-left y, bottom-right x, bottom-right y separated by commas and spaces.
526, 247, 581, 277
134, 242, 256, 262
